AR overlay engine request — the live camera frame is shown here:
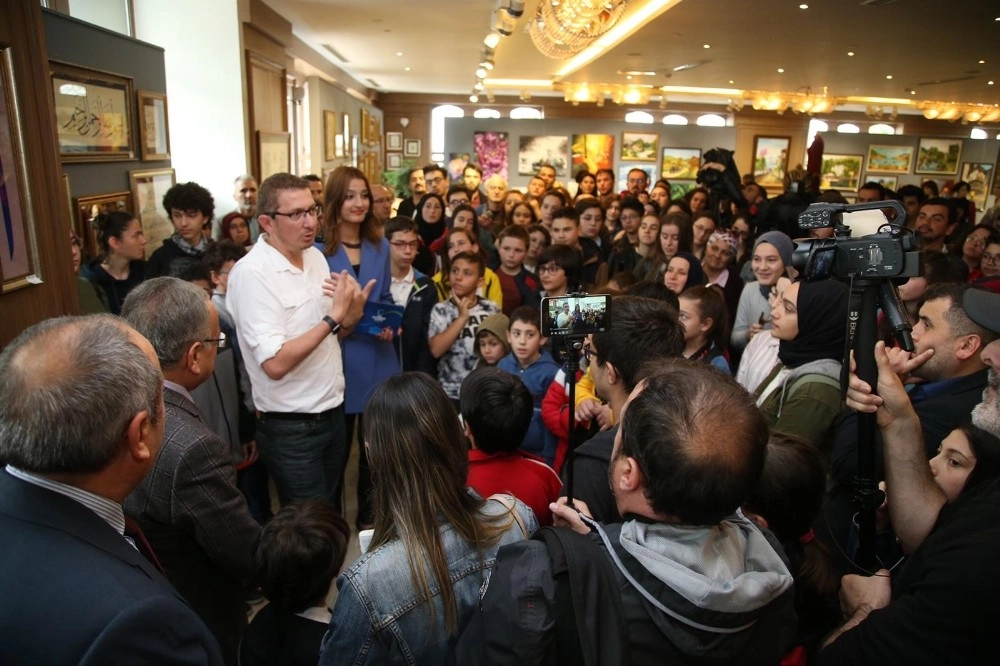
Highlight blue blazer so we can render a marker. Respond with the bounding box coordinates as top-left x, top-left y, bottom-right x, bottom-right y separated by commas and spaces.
317, 237, 401, 414
0, 470, 223, 665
